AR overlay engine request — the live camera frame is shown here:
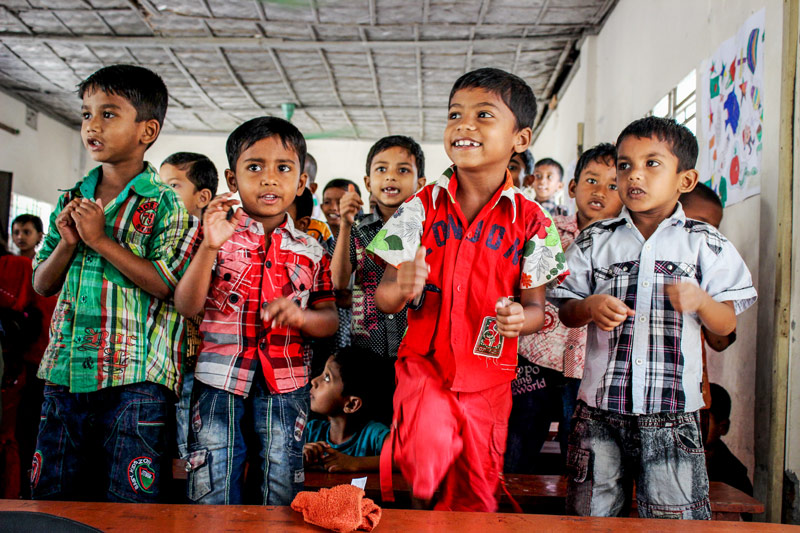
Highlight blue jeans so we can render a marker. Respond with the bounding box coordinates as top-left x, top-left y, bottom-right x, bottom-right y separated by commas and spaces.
175, 371, 194, 460
566, 402, 711, 519
186, 378, 309, 505
31, 381, 172, 502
